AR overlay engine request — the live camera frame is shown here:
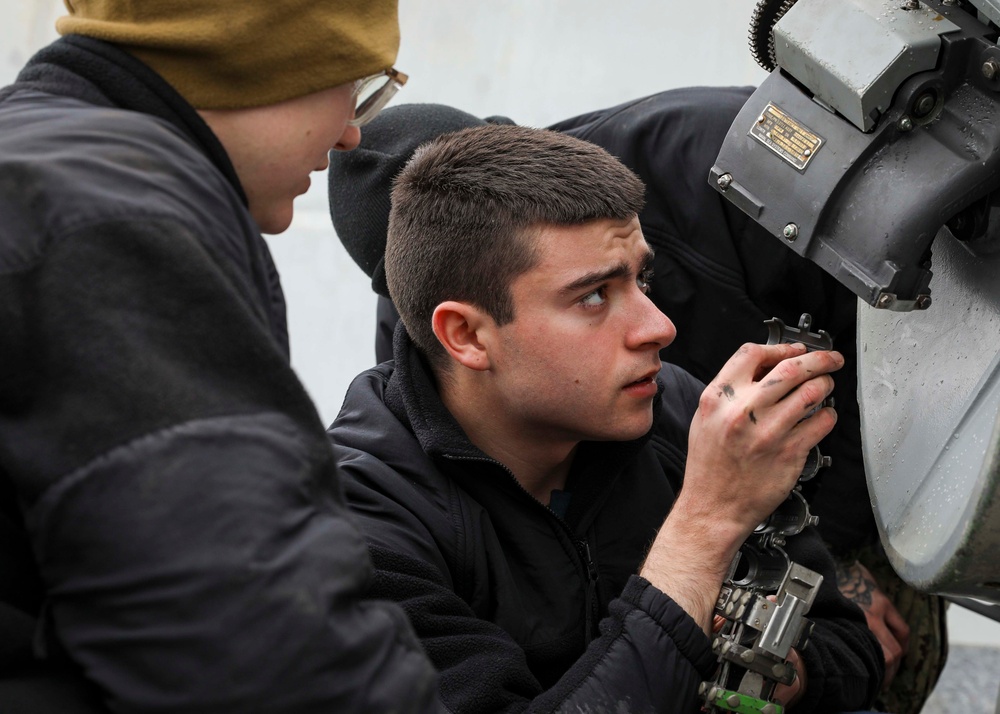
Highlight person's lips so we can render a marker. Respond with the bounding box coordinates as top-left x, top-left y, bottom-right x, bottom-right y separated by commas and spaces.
622, 367, 660, 397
